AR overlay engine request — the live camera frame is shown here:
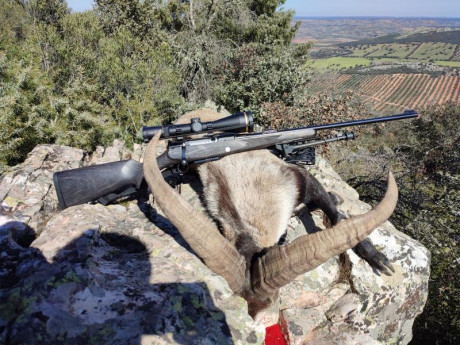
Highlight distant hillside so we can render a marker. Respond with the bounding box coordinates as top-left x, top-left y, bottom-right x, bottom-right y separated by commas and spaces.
311, 27, 460, 72
339, 29, 460, 47
293, 17, 460, 47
